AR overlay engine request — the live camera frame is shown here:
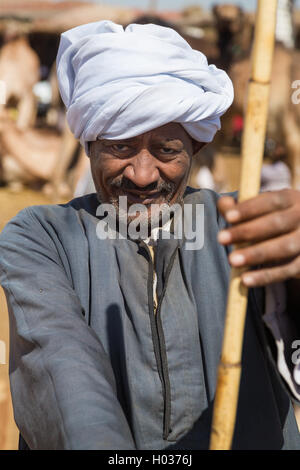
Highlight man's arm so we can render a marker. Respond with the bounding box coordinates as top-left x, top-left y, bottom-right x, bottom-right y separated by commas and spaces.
217, 189, 300, 401
0, 208, 135, 450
